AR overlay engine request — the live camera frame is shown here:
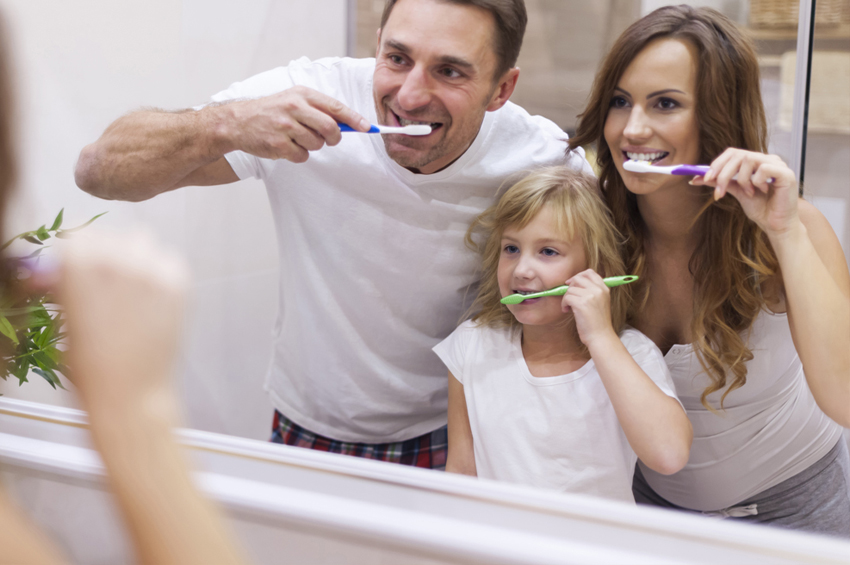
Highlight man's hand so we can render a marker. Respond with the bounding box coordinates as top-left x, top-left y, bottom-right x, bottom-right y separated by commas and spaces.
75, 86, 371, 202
221, 86, 371, 162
